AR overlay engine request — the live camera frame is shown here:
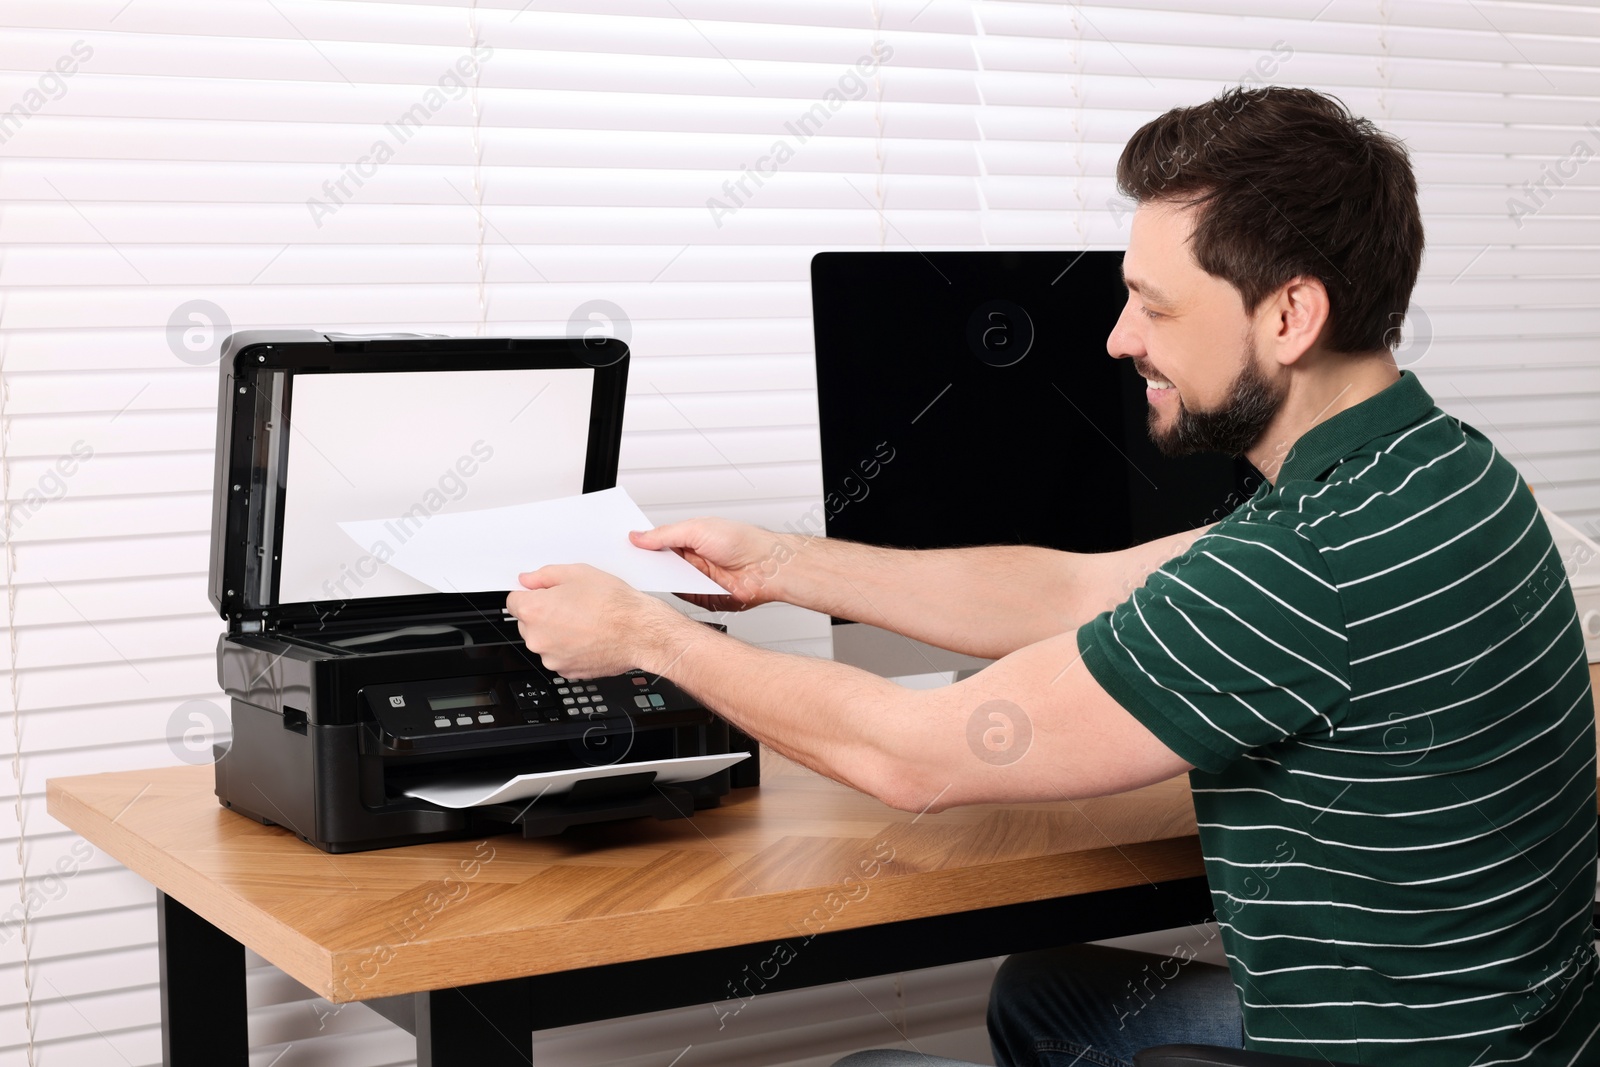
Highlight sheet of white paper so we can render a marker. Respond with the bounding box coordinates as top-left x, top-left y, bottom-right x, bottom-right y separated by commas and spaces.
401, 752, 751, 809
337, 487, 725, 596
